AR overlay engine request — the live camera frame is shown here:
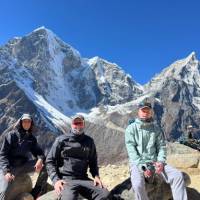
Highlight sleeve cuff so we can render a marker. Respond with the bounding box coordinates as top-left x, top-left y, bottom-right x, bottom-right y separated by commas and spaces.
37, 155, 46, 162
91, 171, 99, 178
51, 176, 60, 185
3, 168, 11, 175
